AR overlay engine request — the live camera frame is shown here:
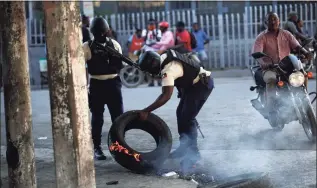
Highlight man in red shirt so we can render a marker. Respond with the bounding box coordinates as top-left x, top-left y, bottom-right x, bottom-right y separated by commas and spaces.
175, 21, 192, 53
